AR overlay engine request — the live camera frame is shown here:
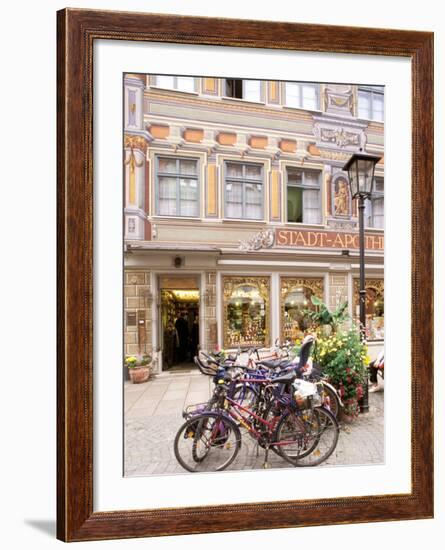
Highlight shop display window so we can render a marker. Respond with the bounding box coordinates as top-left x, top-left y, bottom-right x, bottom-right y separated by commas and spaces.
280, 278, 324, 342
223, 276, 270, 348
353, 279, 384, 340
